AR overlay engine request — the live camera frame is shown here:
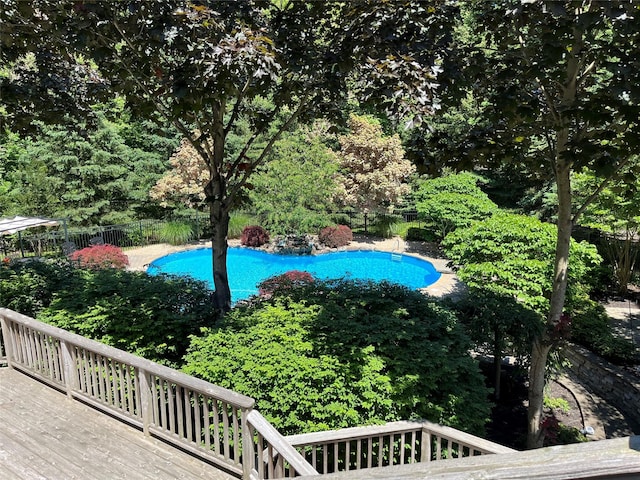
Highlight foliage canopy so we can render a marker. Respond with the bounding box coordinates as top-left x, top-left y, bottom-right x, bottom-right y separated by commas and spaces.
0, 260, 217, 366
183, 279, 491, 435
1, 0, 458, 309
